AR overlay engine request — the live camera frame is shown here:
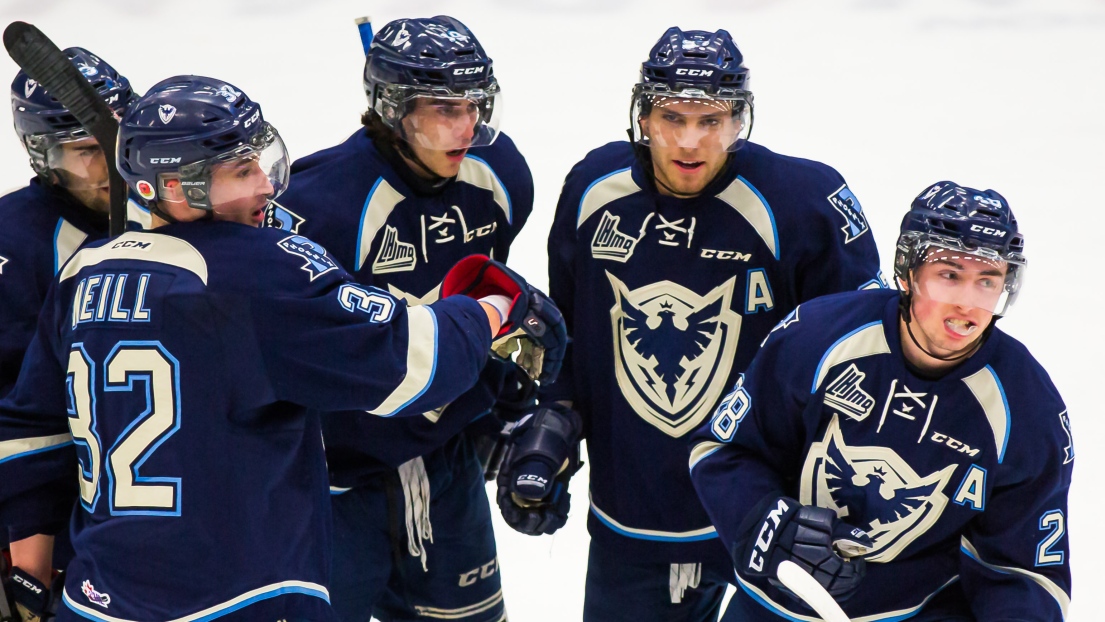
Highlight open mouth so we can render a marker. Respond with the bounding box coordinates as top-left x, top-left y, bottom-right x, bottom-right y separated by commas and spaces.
673, 160, 705, 172
445, 148, 468, 162
251, 206, 266, 225
944, 317, 977, 337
